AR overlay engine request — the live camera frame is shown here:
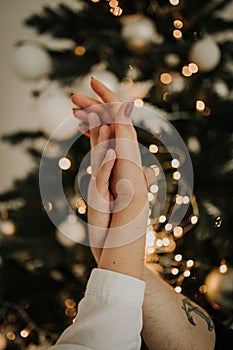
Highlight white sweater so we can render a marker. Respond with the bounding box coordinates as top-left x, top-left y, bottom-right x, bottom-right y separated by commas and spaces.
48, 268, 145, 350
